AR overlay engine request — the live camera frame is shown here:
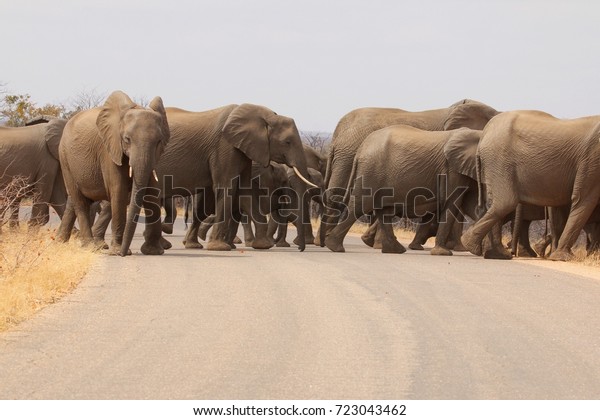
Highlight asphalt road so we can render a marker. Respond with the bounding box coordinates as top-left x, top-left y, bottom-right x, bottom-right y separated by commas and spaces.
1, 220, 600, 399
